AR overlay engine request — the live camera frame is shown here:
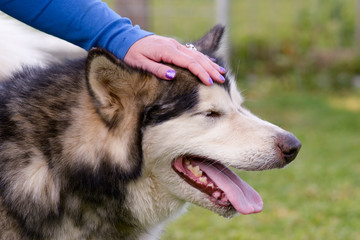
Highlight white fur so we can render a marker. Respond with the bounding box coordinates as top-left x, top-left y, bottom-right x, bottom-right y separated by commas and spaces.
0, 13, 86, 81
